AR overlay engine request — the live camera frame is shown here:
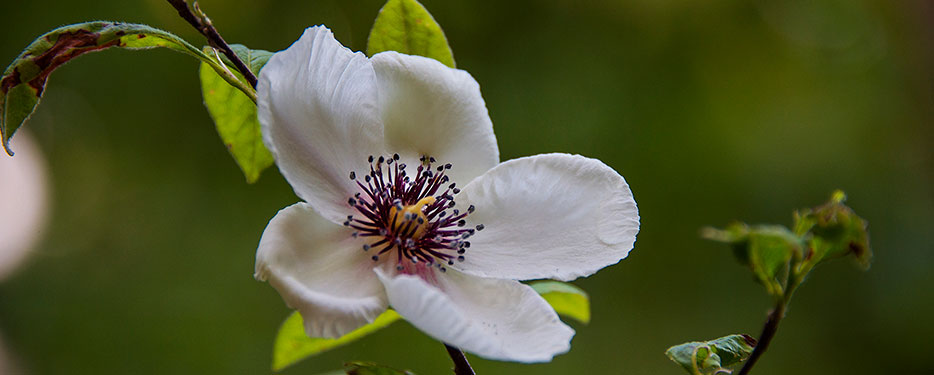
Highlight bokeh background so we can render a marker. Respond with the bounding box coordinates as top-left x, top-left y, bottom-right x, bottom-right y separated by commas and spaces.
1, 0, 932, 374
